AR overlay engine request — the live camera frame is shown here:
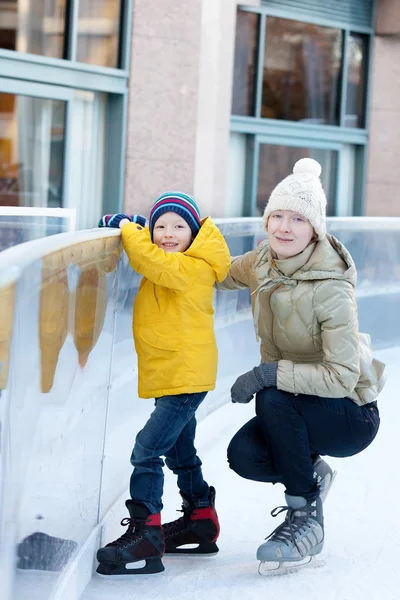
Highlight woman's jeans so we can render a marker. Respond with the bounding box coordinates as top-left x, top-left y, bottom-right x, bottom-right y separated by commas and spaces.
130, 392, 209, 514
228, 387, 380, 502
